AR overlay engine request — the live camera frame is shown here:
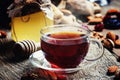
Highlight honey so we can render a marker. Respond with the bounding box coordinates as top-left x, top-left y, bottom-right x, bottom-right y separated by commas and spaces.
11, 11, 53, 42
